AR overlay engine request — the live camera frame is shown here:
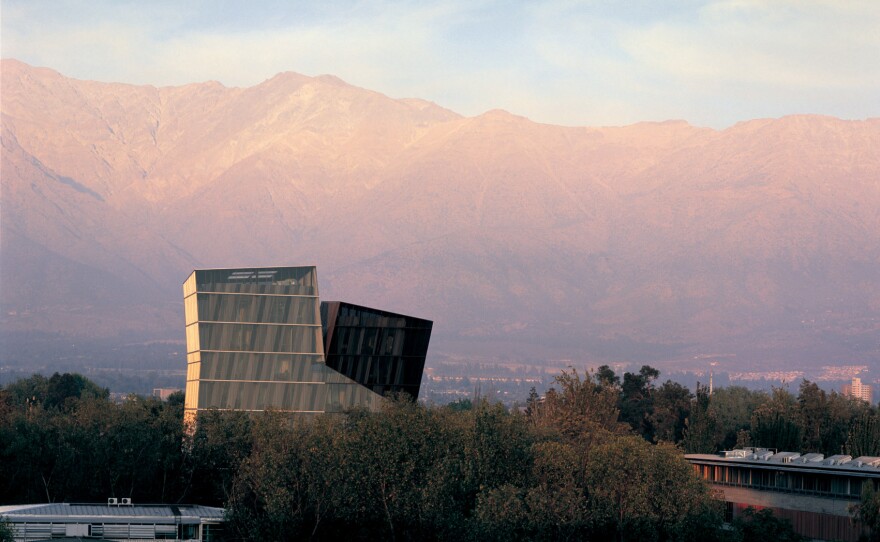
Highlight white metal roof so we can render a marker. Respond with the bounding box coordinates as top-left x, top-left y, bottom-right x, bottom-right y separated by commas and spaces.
0, 503, 224, 524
